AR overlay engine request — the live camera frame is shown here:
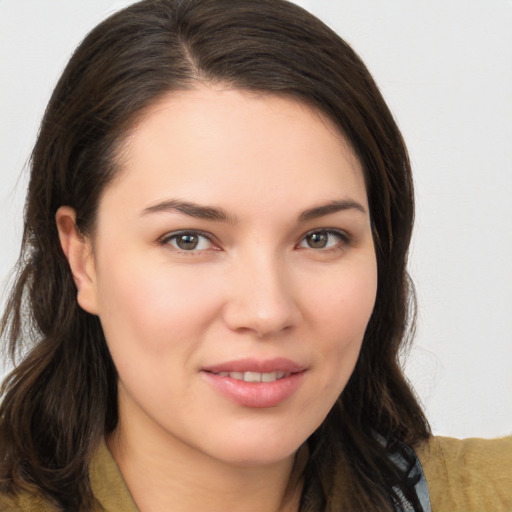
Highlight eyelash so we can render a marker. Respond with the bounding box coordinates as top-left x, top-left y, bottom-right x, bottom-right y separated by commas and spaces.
158, 229, 351, 255
298, 229, 351, 253
158, 230, 217, 255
